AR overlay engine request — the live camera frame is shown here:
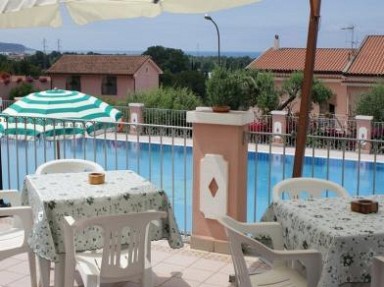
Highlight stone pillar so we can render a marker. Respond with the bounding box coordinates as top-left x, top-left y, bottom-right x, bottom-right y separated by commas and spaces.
128, 103, 144, 135
186, 109, 253, 253
355, 115, 373, 154
271, 110, 287, 146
